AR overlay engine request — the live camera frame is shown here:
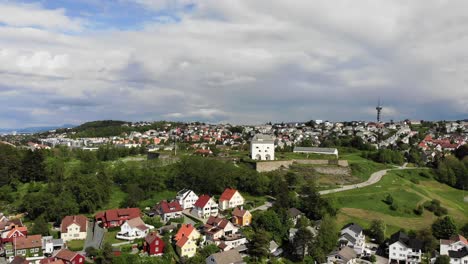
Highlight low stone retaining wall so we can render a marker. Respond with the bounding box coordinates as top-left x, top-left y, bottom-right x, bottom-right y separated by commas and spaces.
255, 159, 348, 172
